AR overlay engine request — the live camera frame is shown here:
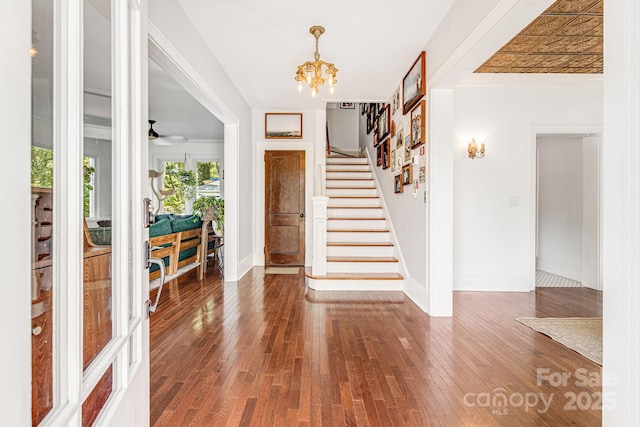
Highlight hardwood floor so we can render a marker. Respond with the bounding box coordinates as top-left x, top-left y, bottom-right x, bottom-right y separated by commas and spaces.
150, 266, 602, 426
